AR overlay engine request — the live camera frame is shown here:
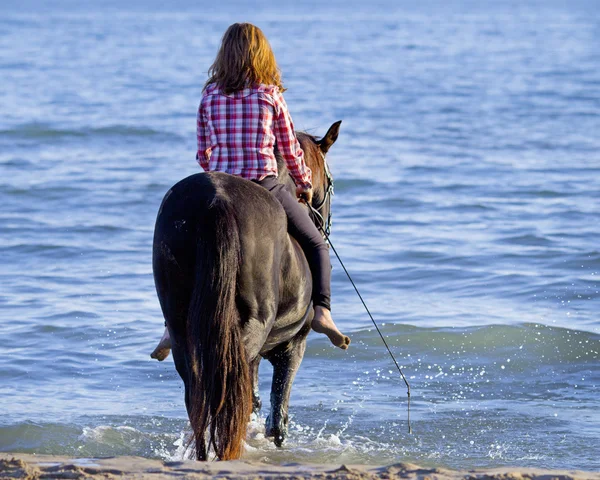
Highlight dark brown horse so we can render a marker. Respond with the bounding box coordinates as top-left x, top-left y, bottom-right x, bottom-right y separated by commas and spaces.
152, 122, 341, 460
